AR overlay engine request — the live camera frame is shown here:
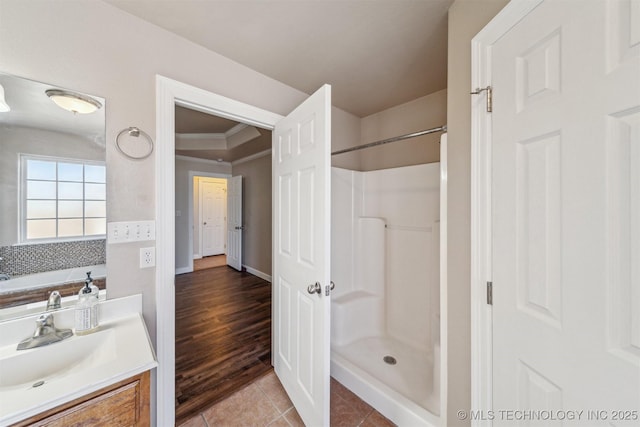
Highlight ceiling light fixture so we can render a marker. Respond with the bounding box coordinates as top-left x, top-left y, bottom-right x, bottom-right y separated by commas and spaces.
45, 89, 102, 114
0, 83, 10, 112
